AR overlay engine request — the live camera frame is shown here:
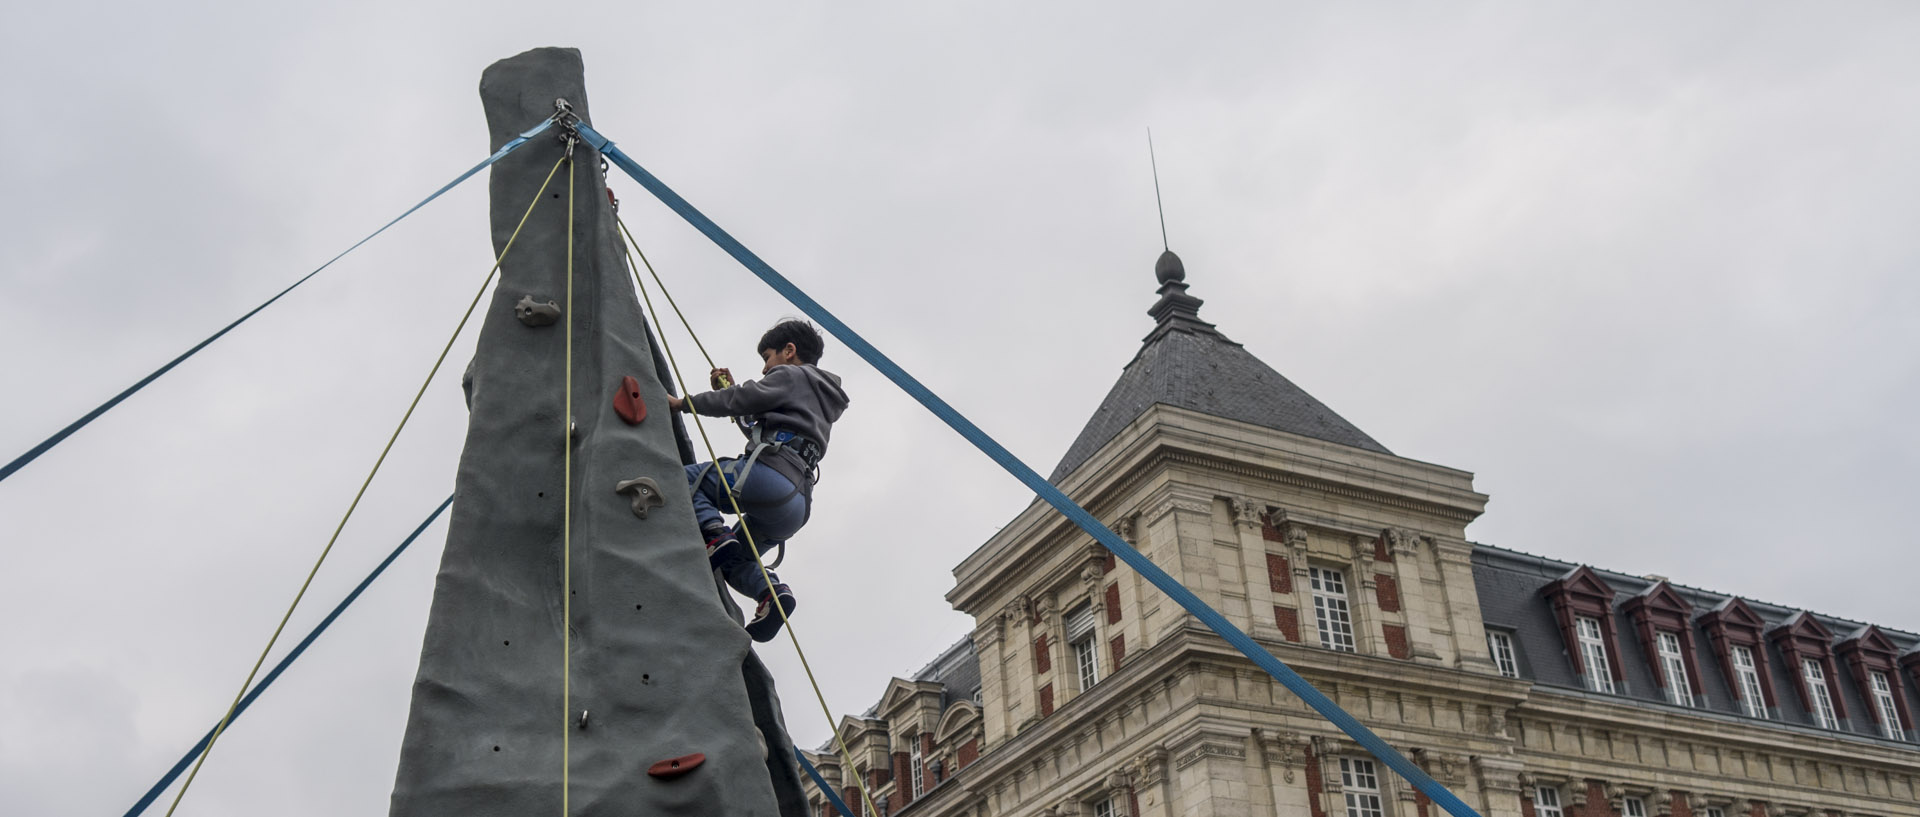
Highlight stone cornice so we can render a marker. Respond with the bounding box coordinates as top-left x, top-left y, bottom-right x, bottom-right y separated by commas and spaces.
951, 421, 1488, 613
